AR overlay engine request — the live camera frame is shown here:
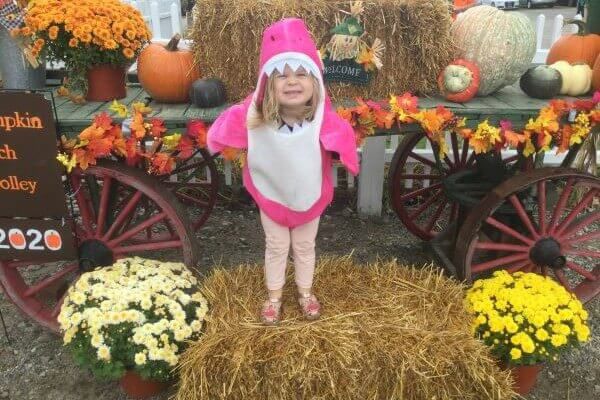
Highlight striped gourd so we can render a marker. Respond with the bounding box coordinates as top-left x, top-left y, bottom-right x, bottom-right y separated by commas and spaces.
451, 5, 536, 96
